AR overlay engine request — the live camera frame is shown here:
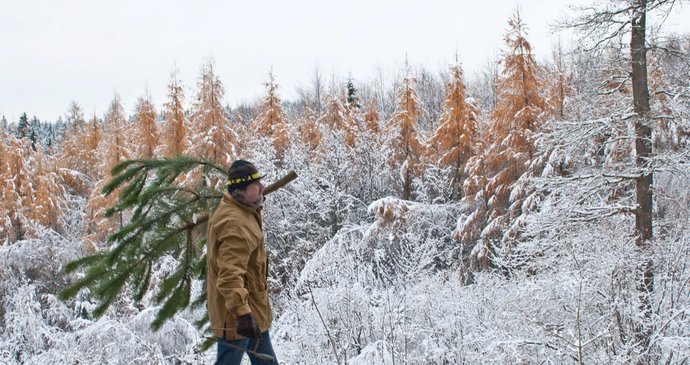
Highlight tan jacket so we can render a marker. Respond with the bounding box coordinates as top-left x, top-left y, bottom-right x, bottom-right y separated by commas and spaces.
206, 193, 271, 339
